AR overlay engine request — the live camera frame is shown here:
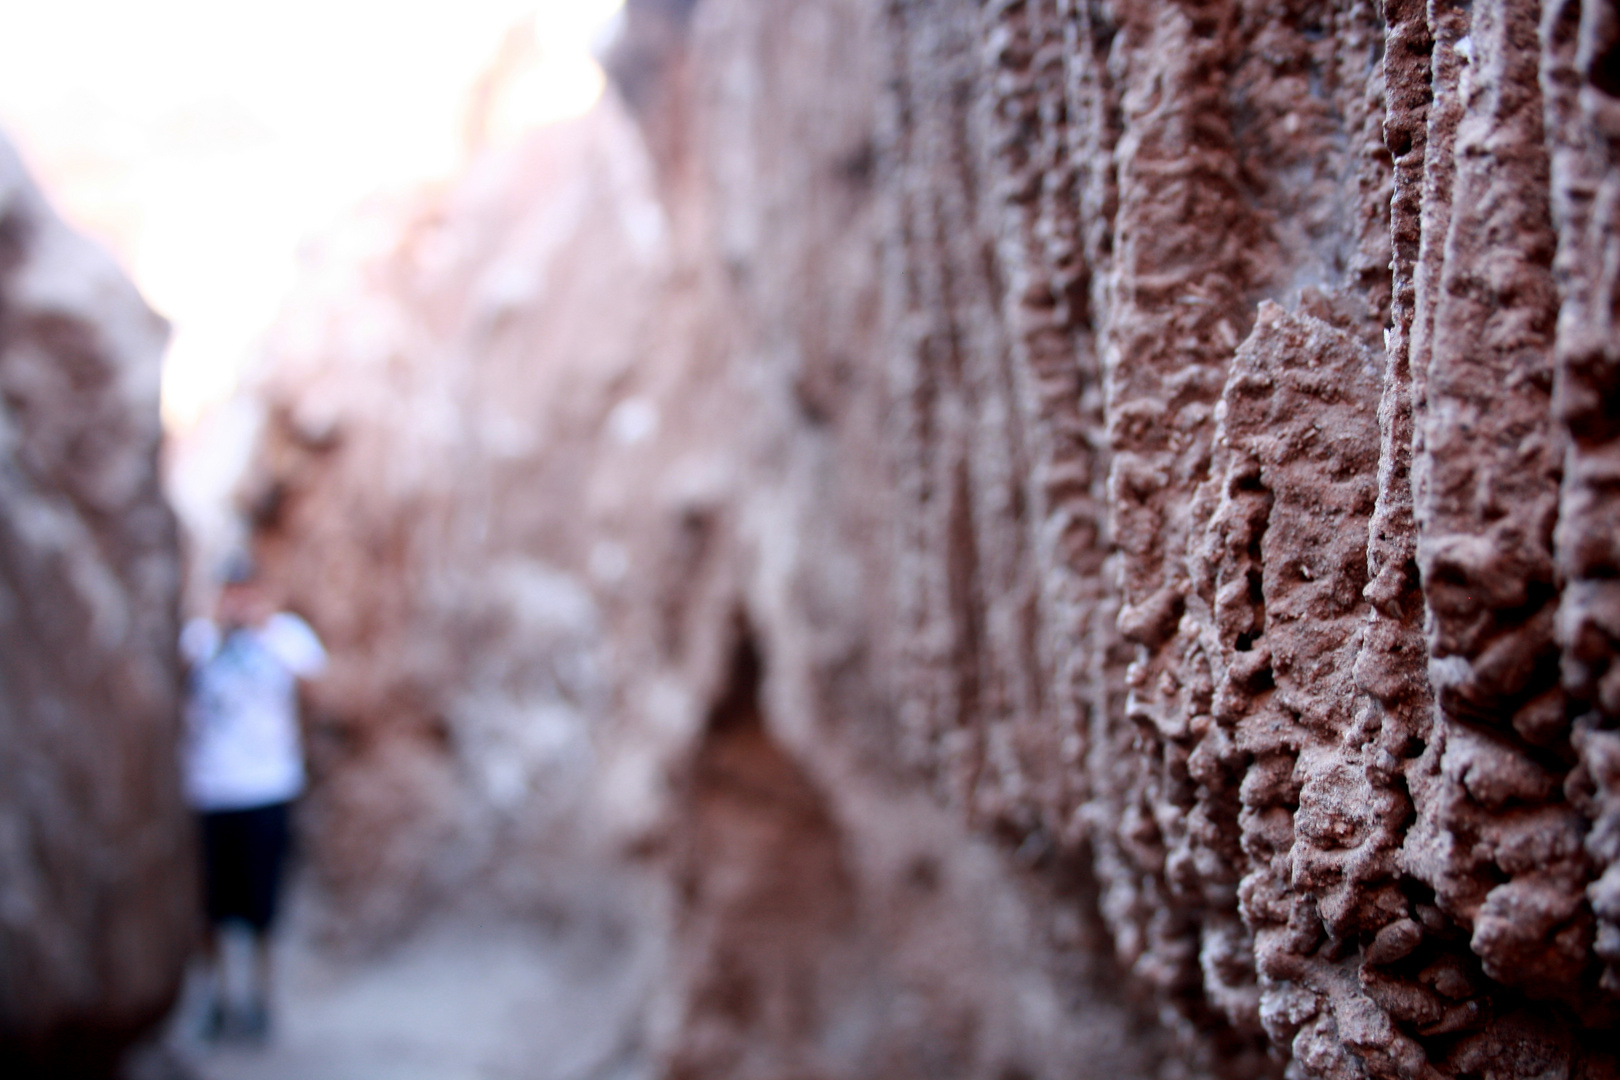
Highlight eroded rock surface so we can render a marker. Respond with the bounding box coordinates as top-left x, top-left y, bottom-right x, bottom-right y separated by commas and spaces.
0, 134, 190, 1077
239, 1, 1620, 1077
238, 103, 664, 944
881, 0, 1620, 1075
